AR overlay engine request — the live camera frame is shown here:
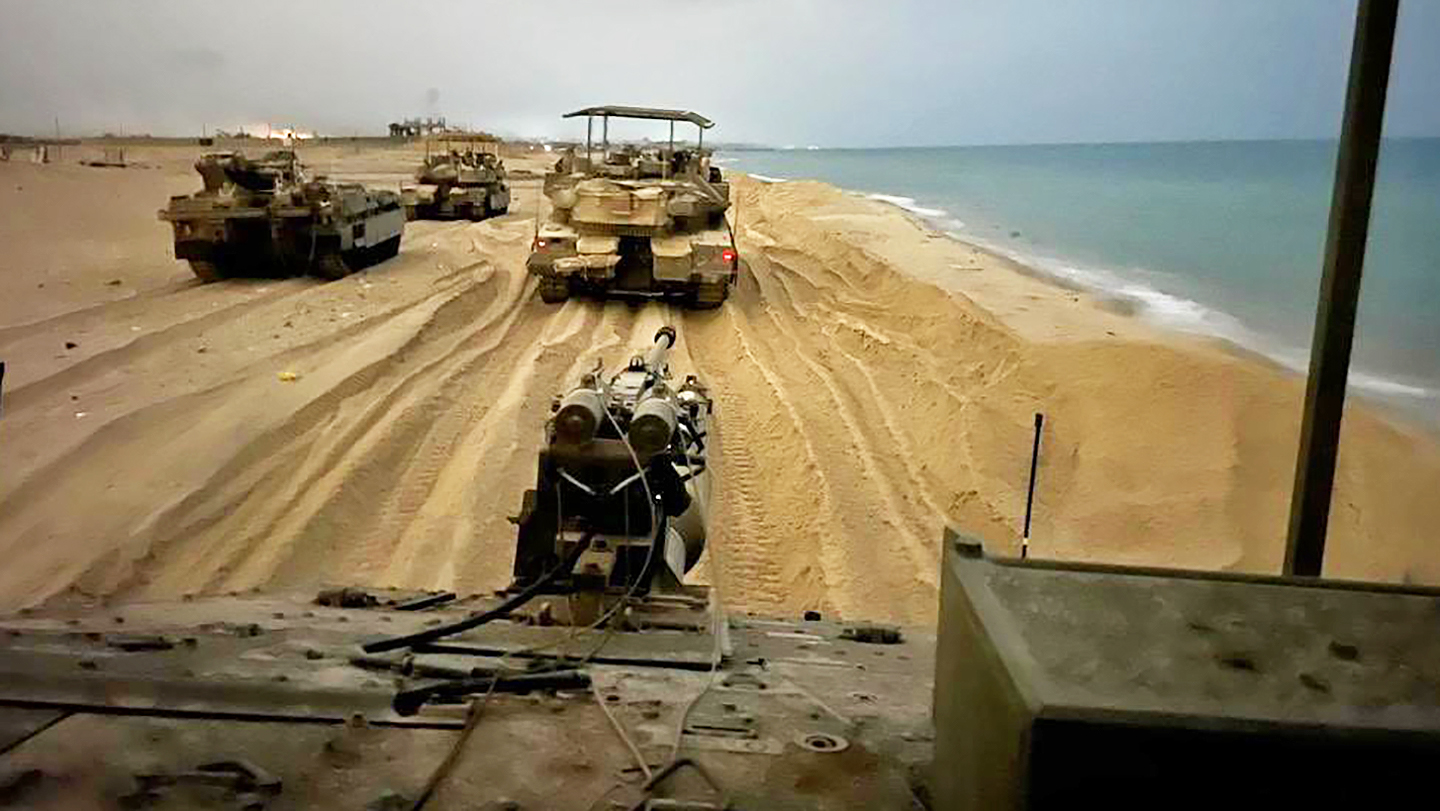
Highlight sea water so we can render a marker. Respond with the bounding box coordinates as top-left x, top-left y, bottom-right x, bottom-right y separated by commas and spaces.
723, 139, 1440, 418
